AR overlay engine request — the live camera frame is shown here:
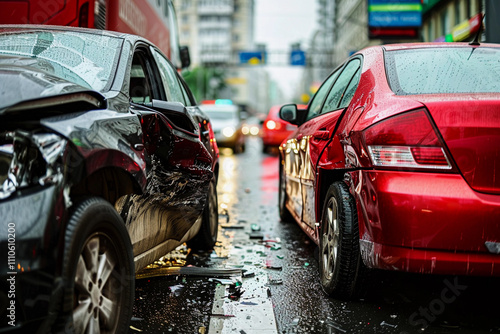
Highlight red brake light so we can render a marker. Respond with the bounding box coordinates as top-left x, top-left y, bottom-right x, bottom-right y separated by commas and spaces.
265, 120, 282, 130
363, 109, 452, 170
